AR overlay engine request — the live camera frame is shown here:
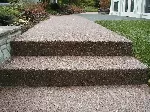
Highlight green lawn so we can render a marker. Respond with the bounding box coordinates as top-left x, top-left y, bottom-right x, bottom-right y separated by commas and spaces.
96, 20, 150, 67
